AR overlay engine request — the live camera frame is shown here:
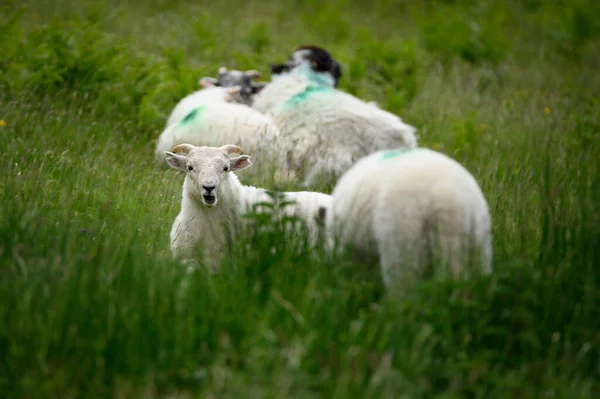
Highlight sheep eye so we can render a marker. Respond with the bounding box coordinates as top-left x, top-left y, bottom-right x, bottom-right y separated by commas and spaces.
187, 165, 193, 171
223, 166, 230, 172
